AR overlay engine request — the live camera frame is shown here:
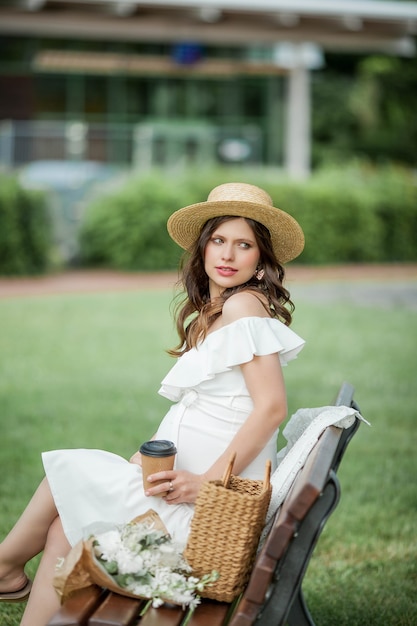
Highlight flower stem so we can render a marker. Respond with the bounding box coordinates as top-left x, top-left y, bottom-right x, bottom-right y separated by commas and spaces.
139, 599, 152, 616
181, 607, 195, 626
